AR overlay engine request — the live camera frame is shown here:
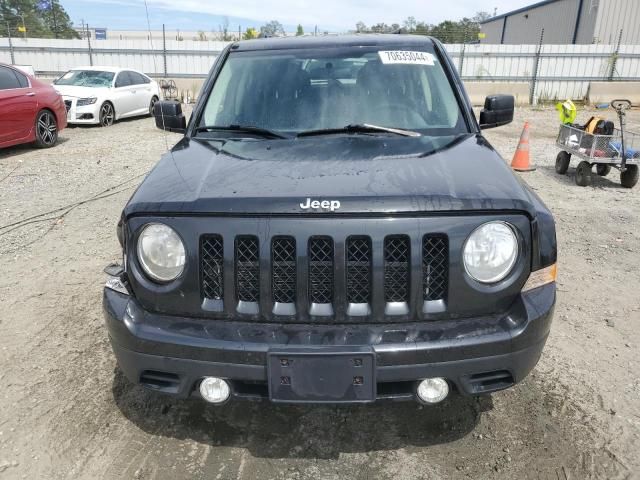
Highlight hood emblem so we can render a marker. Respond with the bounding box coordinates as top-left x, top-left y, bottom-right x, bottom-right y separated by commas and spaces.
300, 198, 341, 211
